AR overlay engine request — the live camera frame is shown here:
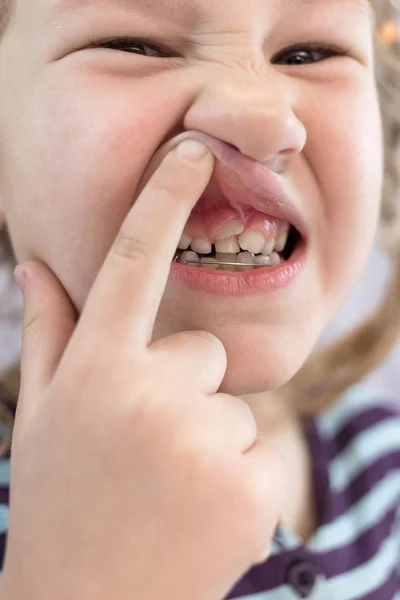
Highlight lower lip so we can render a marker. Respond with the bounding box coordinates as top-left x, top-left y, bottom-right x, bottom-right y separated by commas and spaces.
169, 241, 307, 297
